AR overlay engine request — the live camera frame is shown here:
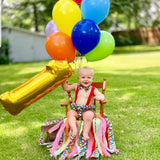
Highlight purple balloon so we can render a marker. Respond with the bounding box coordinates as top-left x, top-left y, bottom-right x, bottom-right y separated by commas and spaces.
45, 20, 60, 37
